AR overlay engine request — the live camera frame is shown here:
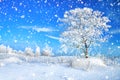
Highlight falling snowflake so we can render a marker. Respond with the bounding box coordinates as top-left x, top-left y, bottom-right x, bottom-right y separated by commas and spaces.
105, 75, 109, 80
118, 46, 120, 49
56, 4, 59, 7
118, 2, 120, 6
32, 73, 36, 77
54, 14, 58, 17
111, 43, 114, 45
20, 15, 25, 18
14, 40, 18, 43
98, 0, 103, 2
44, 0, 47, 3
12, 7, 18, 11
110, 3, 114, 7
28, 10, 32, 12
19, 2, 23, 6
37, 1, 40, 3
